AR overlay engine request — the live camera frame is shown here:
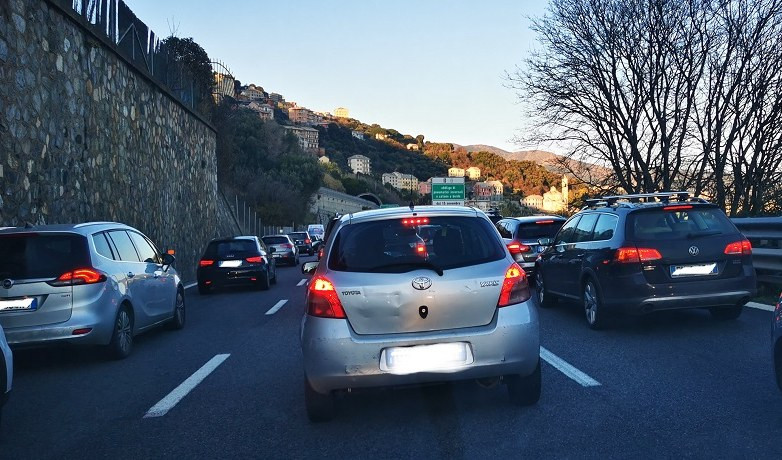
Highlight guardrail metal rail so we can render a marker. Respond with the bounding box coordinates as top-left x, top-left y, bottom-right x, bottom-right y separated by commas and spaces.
732, 217, 782, 287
